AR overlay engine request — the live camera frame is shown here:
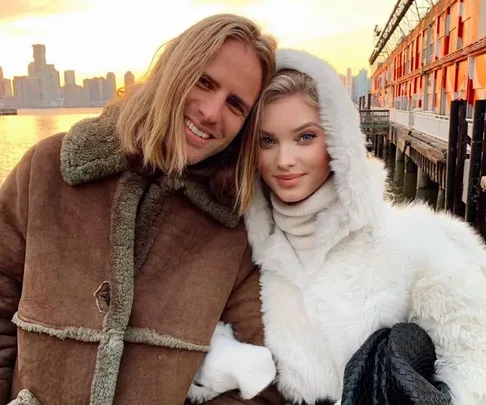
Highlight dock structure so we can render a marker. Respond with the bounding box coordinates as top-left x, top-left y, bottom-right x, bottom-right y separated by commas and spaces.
362, 0, 486, 237
0, 108, 17, 116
